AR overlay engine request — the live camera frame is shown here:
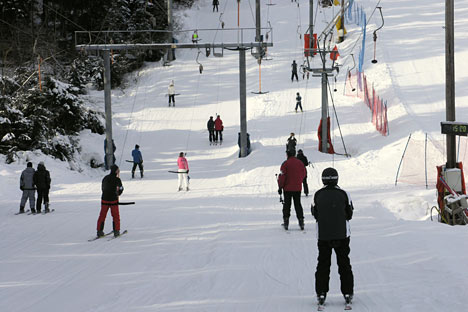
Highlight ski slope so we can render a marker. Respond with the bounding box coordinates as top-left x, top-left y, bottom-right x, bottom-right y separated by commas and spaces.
1, 0, 468, 311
